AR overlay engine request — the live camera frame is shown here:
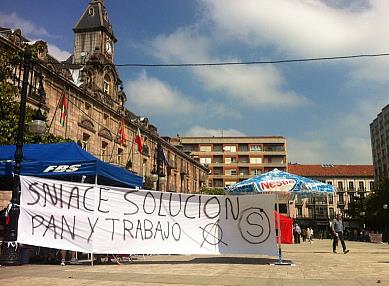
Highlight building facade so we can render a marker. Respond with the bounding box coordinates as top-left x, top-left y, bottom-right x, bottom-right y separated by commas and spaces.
0, 0, 208, 209
370, 104, 389, 180
171, 136, 288, 188
288, 164, 374, 232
